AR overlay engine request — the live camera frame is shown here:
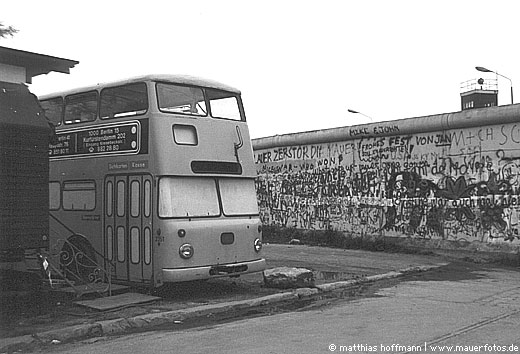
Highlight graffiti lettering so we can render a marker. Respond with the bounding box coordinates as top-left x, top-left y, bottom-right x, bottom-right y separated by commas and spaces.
255, 122, 520, 246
